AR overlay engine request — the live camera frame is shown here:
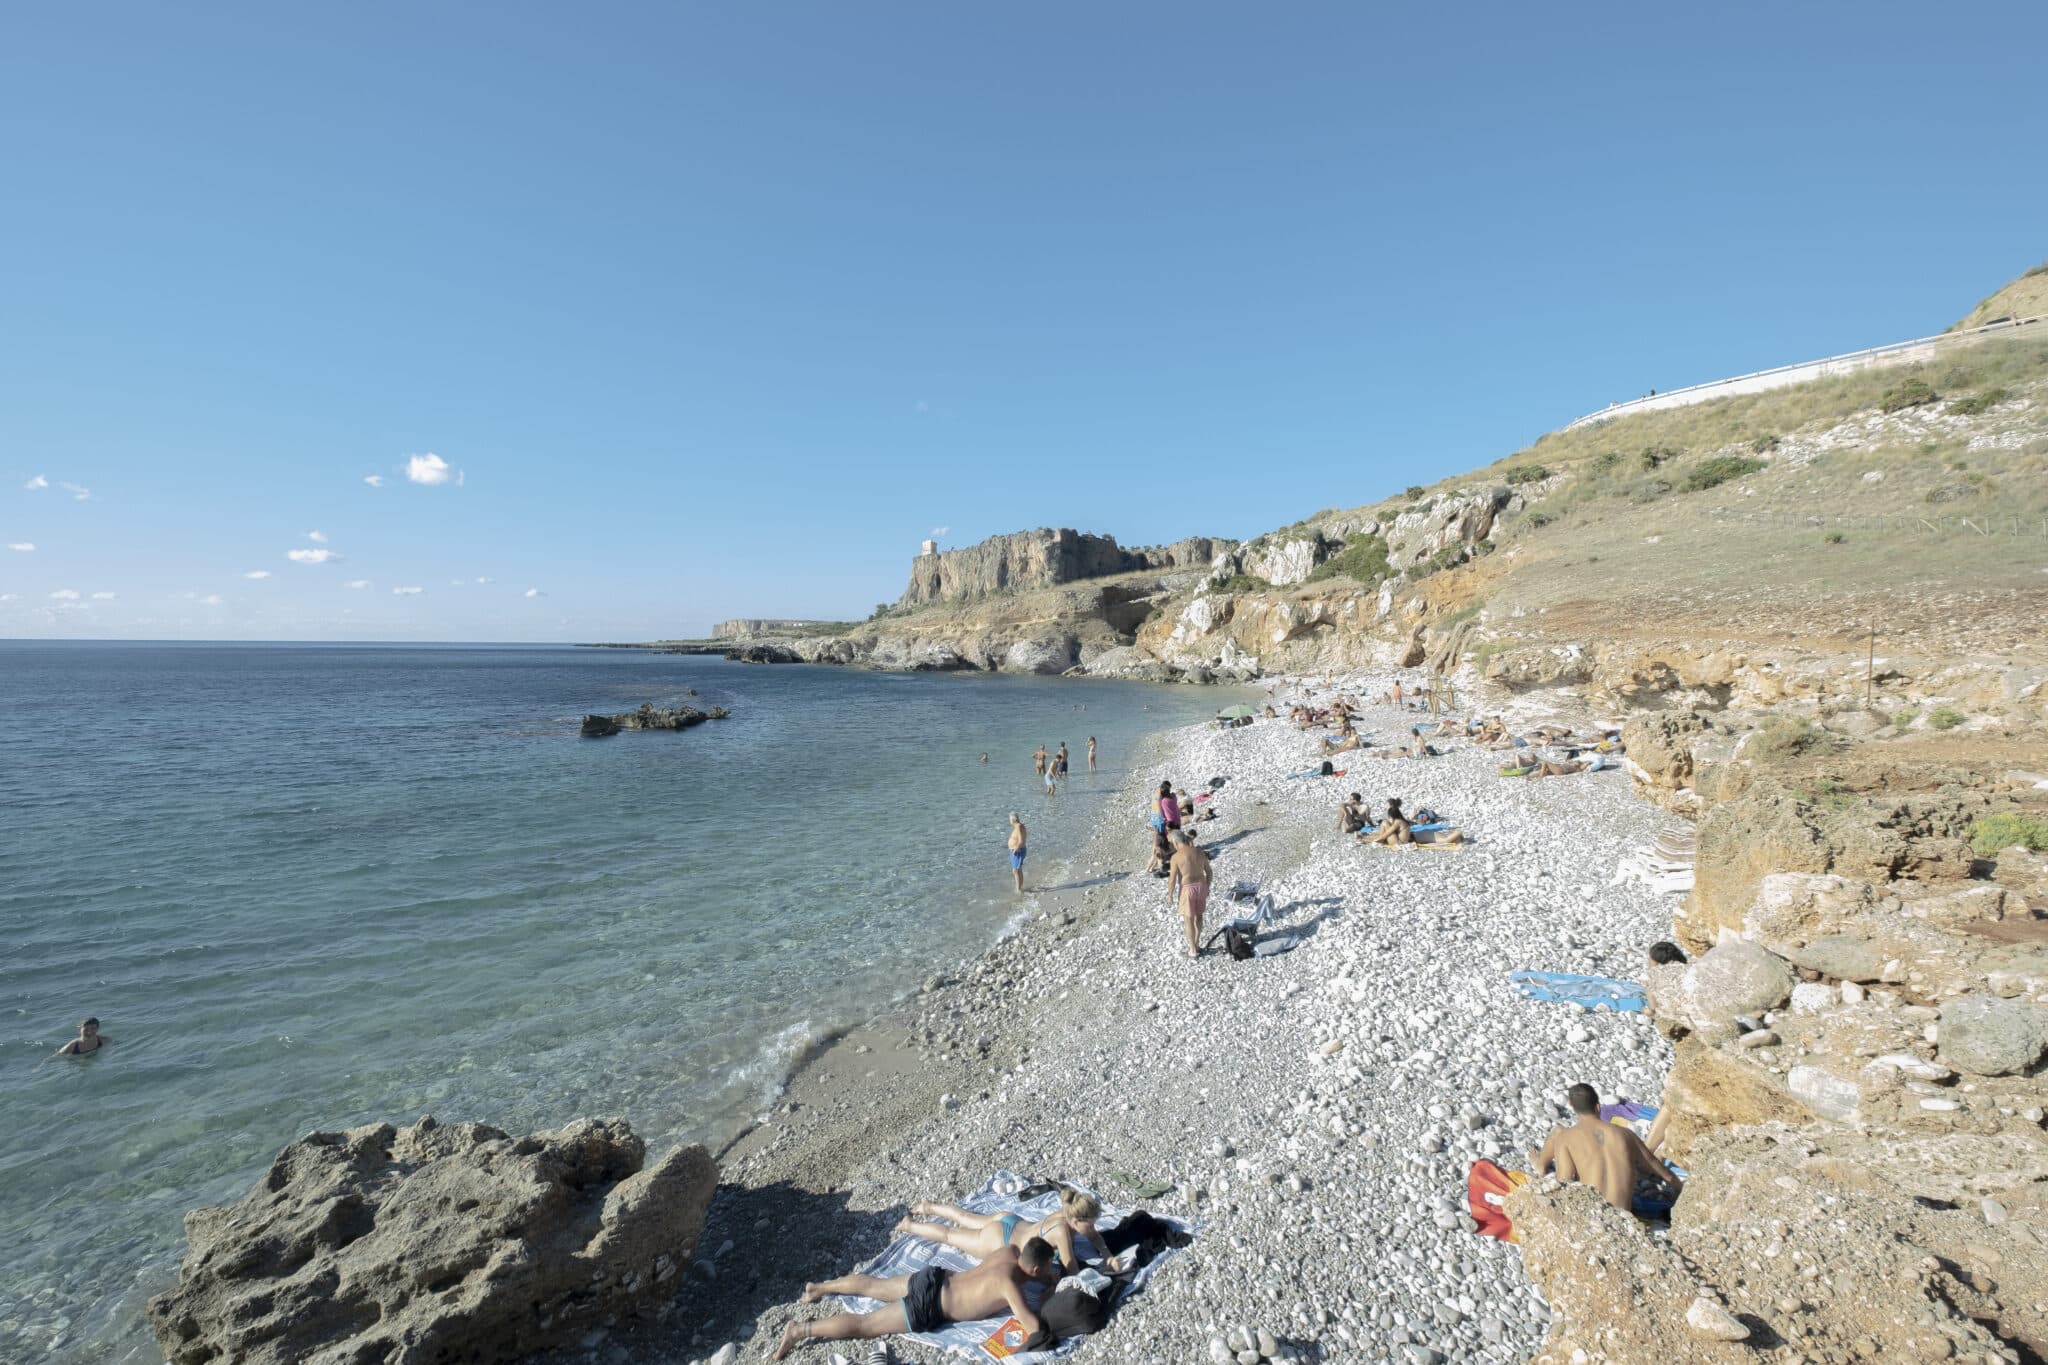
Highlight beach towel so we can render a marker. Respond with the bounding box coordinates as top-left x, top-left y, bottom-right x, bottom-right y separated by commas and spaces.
1510, 969, 1647, 1013
831, 1172, 1194, 1362
1284, 768, 1345, 780
1499, 764, 1537, 778
1467, 1159, 1528, 1241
